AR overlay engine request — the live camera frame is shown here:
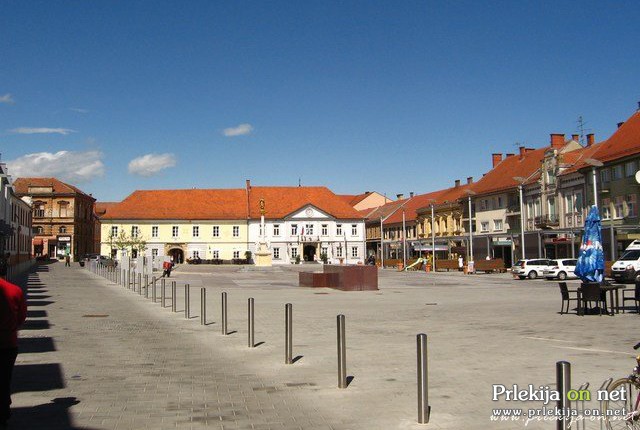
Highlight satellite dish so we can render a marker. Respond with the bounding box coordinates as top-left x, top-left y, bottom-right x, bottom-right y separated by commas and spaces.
636, 170, 640, 184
